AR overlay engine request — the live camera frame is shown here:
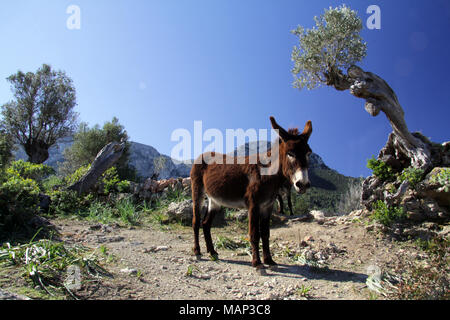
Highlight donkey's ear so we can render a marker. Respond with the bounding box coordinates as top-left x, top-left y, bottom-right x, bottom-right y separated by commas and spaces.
270, 116, 290, 141
301, 121, 313, 141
